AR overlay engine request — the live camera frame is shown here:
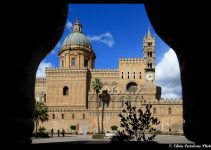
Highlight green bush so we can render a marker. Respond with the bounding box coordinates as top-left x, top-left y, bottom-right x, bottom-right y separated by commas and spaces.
111, 125, 118, 131
38, 127, 46, 132
116, 102, 160, 142
70, 125, 76, 130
